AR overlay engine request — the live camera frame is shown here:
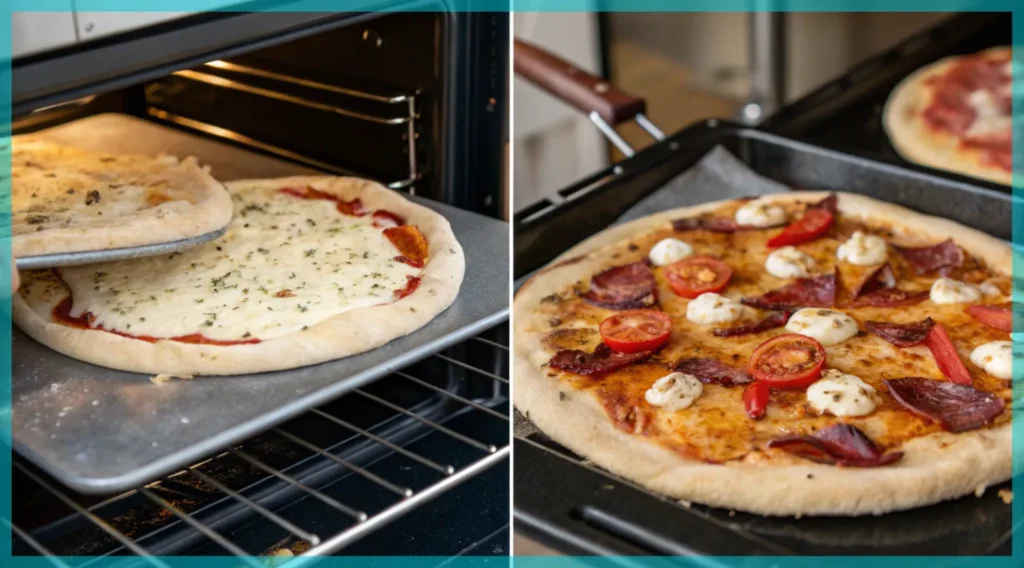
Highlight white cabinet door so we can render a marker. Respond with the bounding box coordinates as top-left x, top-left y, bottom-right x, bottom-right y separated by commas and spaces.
12, 11, 78, 58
